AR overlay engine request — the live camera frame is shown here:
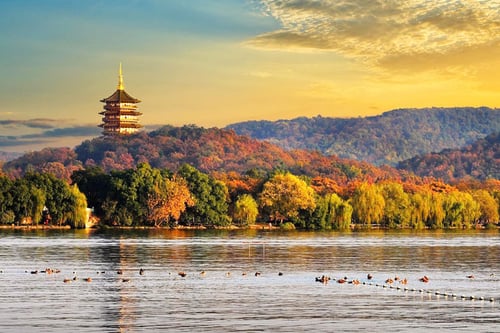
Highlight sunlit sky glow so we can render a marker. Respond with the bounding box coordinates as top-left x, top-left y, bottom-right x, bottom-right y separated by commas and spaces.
0, 0, 498, 152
